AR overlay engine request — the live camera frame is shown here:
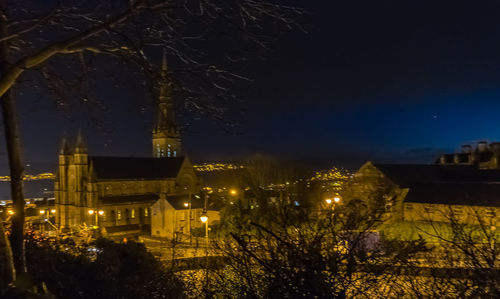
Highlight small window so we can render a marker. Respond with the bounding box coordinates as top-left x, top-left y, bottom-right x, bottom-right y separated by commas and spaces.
131, 209, 135, 219
144, 208, 149, 217
117, 210, 122, 220
424, 206, 434, 214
